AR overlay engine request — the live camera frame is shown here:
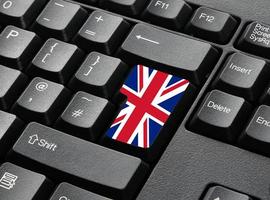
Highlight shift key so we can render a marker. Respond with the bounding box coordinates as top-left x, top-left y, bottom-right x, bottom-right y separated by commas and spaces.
9, 122, 148, 200
118, 23, 219, 85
